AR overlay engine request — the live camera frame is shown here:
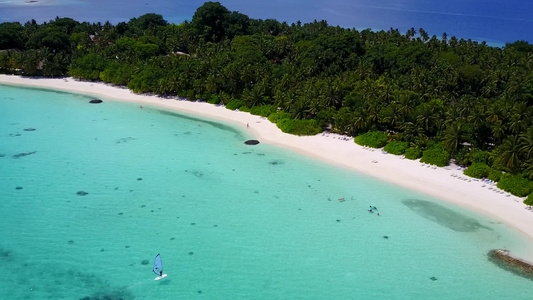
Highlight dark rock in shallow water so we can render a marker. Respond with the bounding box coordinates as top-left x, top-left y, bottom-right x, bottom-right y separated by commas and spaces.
141, 259, 149, 265
89, 99, 103, 104
77, 191, 88, 196
244, 140, 260, 145
488, 249, 533, 280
